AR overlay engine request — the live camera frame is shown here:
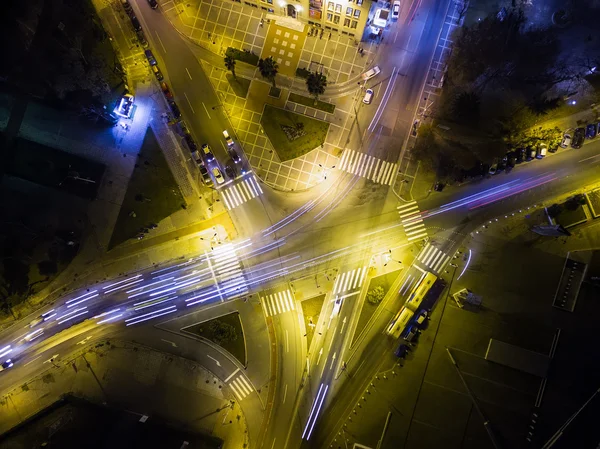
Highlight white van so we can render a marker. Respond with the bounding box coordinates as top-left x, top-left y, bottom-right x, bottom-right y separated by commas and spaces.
537, 143, 547, 158
363, 89, 374, 104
